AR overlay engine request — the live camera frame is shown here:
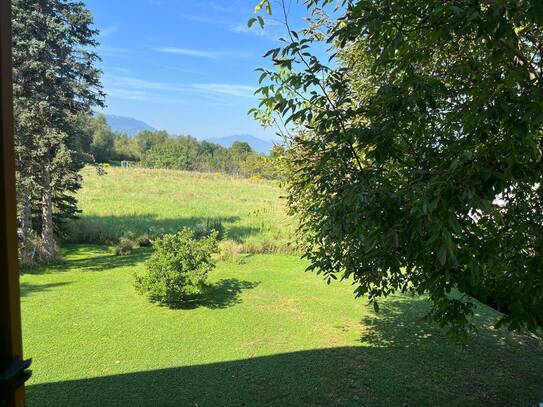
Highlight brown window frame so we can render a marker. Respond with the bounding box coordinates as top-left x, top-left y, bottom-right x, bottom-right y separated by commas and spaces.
0, 0, 27, 405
